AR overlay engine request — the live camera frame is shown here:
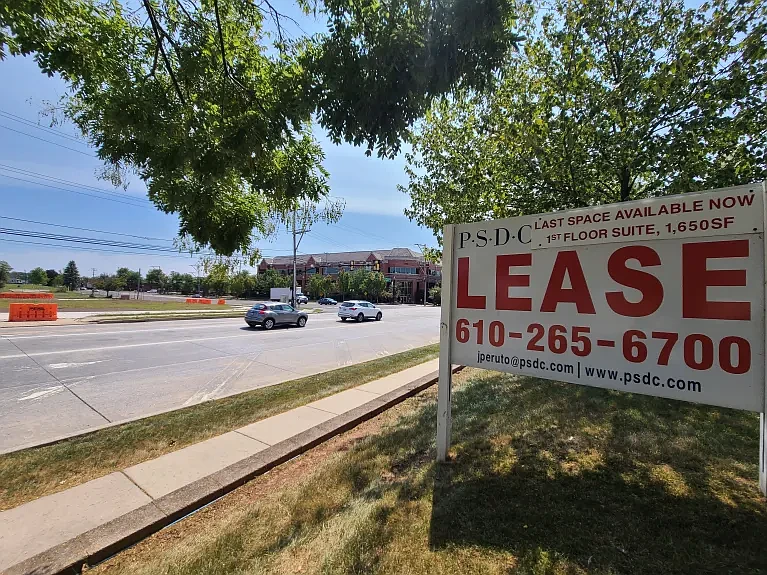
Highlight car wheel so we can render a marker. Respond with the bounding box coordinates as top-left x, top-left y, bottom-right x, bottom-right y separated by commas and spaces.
341, 317, 347, 322
356, 313, 364, 323
263, 318, 275, 330
246, 321, 256, 328
376, 312, 382, 321
297, 316, 307, 327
